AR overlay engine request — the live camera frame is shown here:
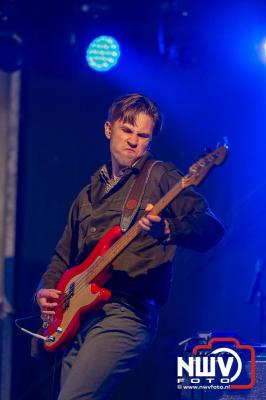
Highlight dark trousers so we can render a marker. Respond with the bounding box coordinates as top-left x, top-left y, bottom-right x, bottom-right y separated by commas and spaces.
58, 299, 159, 400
